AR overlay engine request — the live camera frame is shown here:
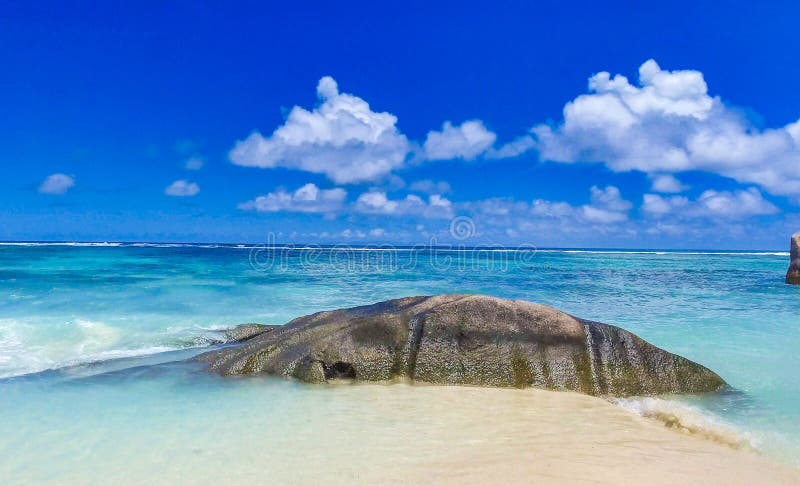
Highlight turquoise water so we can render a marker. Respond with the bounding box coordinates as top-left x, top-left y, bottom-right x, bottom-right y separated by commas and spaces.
0, 243, 798, 474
